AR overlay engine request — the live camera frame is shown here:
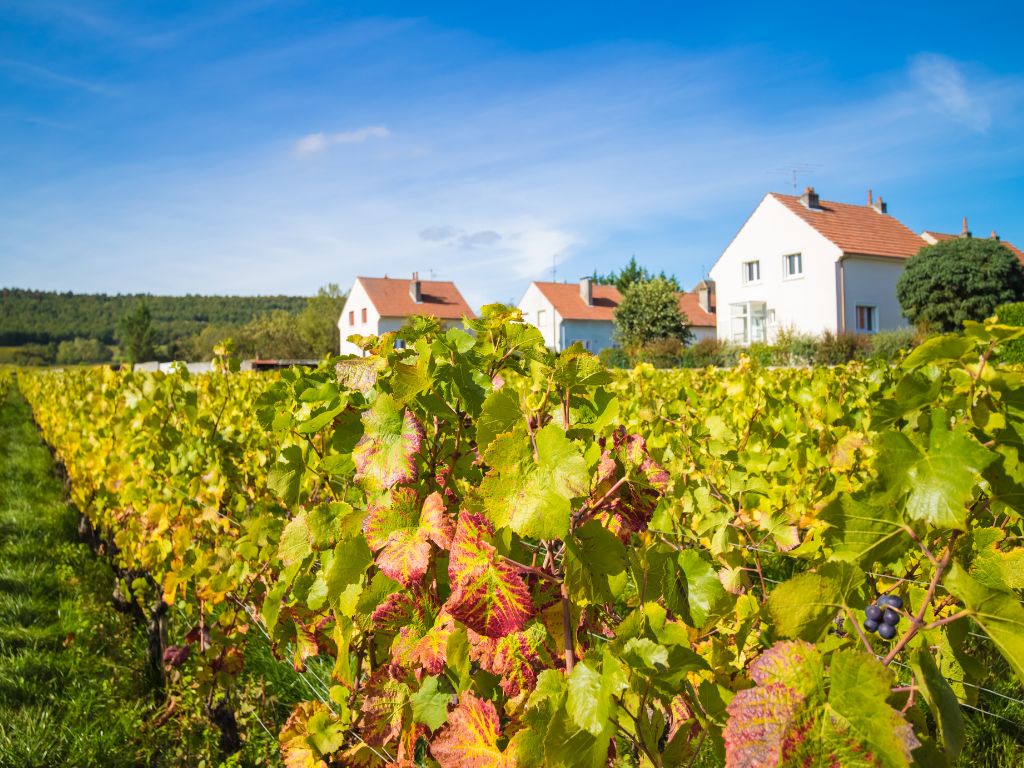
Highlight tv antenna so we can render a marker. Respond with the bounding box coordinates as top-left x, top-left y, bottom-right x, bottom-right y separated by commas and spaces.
770, 163, 820, 192
551, 254, 557, 282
